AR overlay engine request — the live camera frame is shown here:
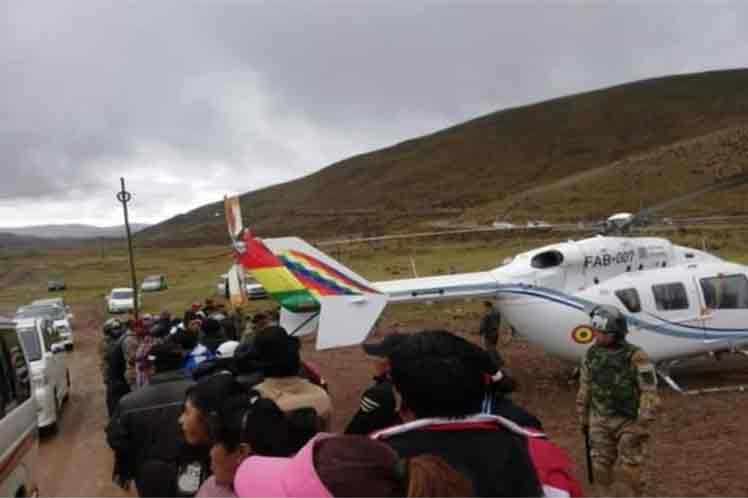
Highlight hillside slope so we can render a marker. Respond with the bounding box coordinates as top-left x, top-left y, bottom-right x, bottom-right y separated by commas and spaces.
140, 68, 748, 245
